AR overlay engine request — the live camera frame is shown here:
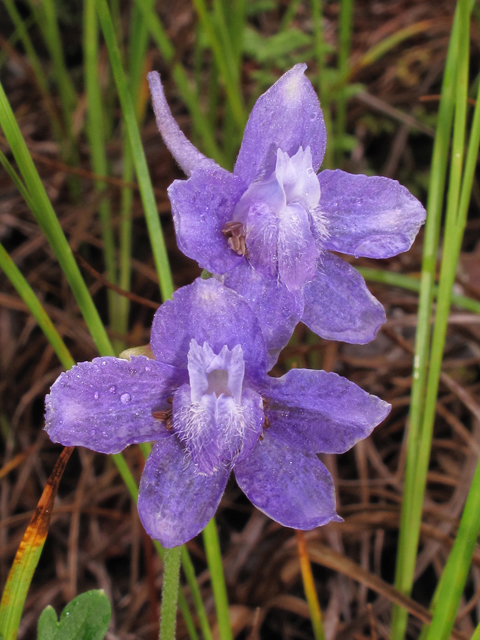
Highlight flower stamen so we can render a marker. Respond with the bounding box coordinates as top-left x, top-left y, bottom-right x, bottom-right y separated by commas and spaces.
221, 221, 248, 256
152, 408, 173, 430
